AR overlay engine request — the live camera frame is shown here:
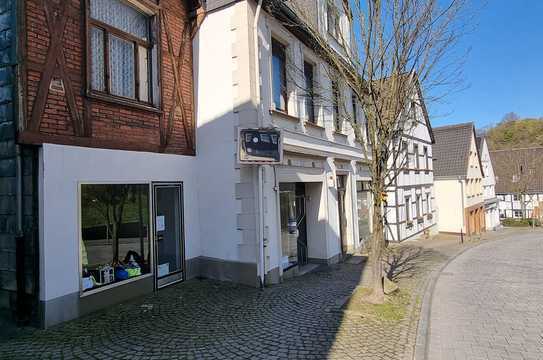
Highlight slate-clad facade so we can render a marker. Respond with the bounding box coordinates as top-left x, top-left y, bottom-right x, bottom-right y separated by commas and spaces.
0, 0, 40, 327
